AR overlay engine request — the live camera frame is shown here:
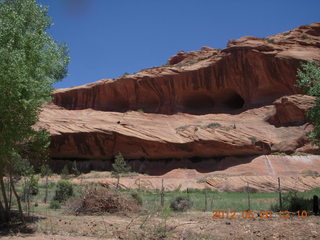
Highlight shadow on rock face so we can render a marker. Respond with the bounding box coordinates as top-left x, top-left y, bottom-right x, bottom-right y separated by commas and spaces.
176, 89, 245, 115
